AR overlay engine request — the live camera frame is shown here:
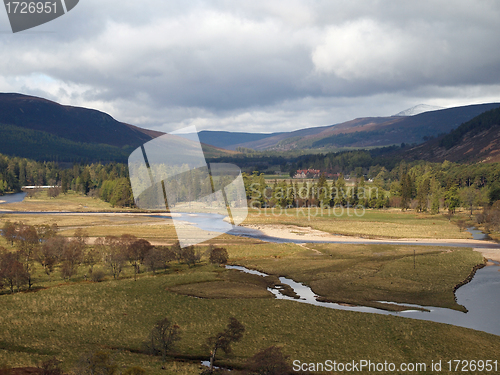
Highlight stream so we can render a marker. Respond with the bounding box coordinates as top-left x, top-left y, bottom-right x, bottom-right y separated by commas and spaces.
227, 261, 500, 336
